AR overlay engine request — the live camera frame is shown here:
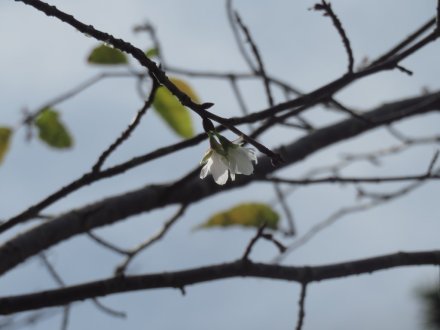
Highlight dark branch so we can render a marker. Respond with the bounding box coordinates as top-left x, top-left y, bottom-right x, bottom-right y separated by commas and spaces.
2, 250, 440, 314
314, 1, 354, 73
234, 12, 274, 107
226, 0, 257, 72
295, 283, 307, 330
92, 77, 158, 172
242, 224, 267, 260
263, 173, 440, 185
372, 17, 436, 65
